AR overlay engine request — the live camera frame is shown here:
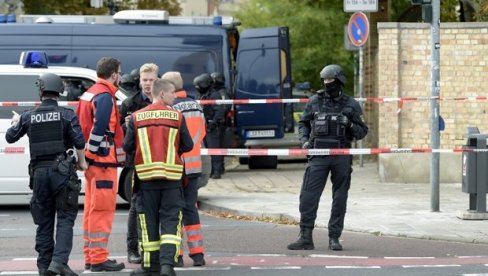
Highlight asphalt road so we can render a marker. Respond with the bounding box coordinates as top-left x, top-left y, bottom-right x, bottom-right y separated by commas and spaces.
1, 205, 488, 275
